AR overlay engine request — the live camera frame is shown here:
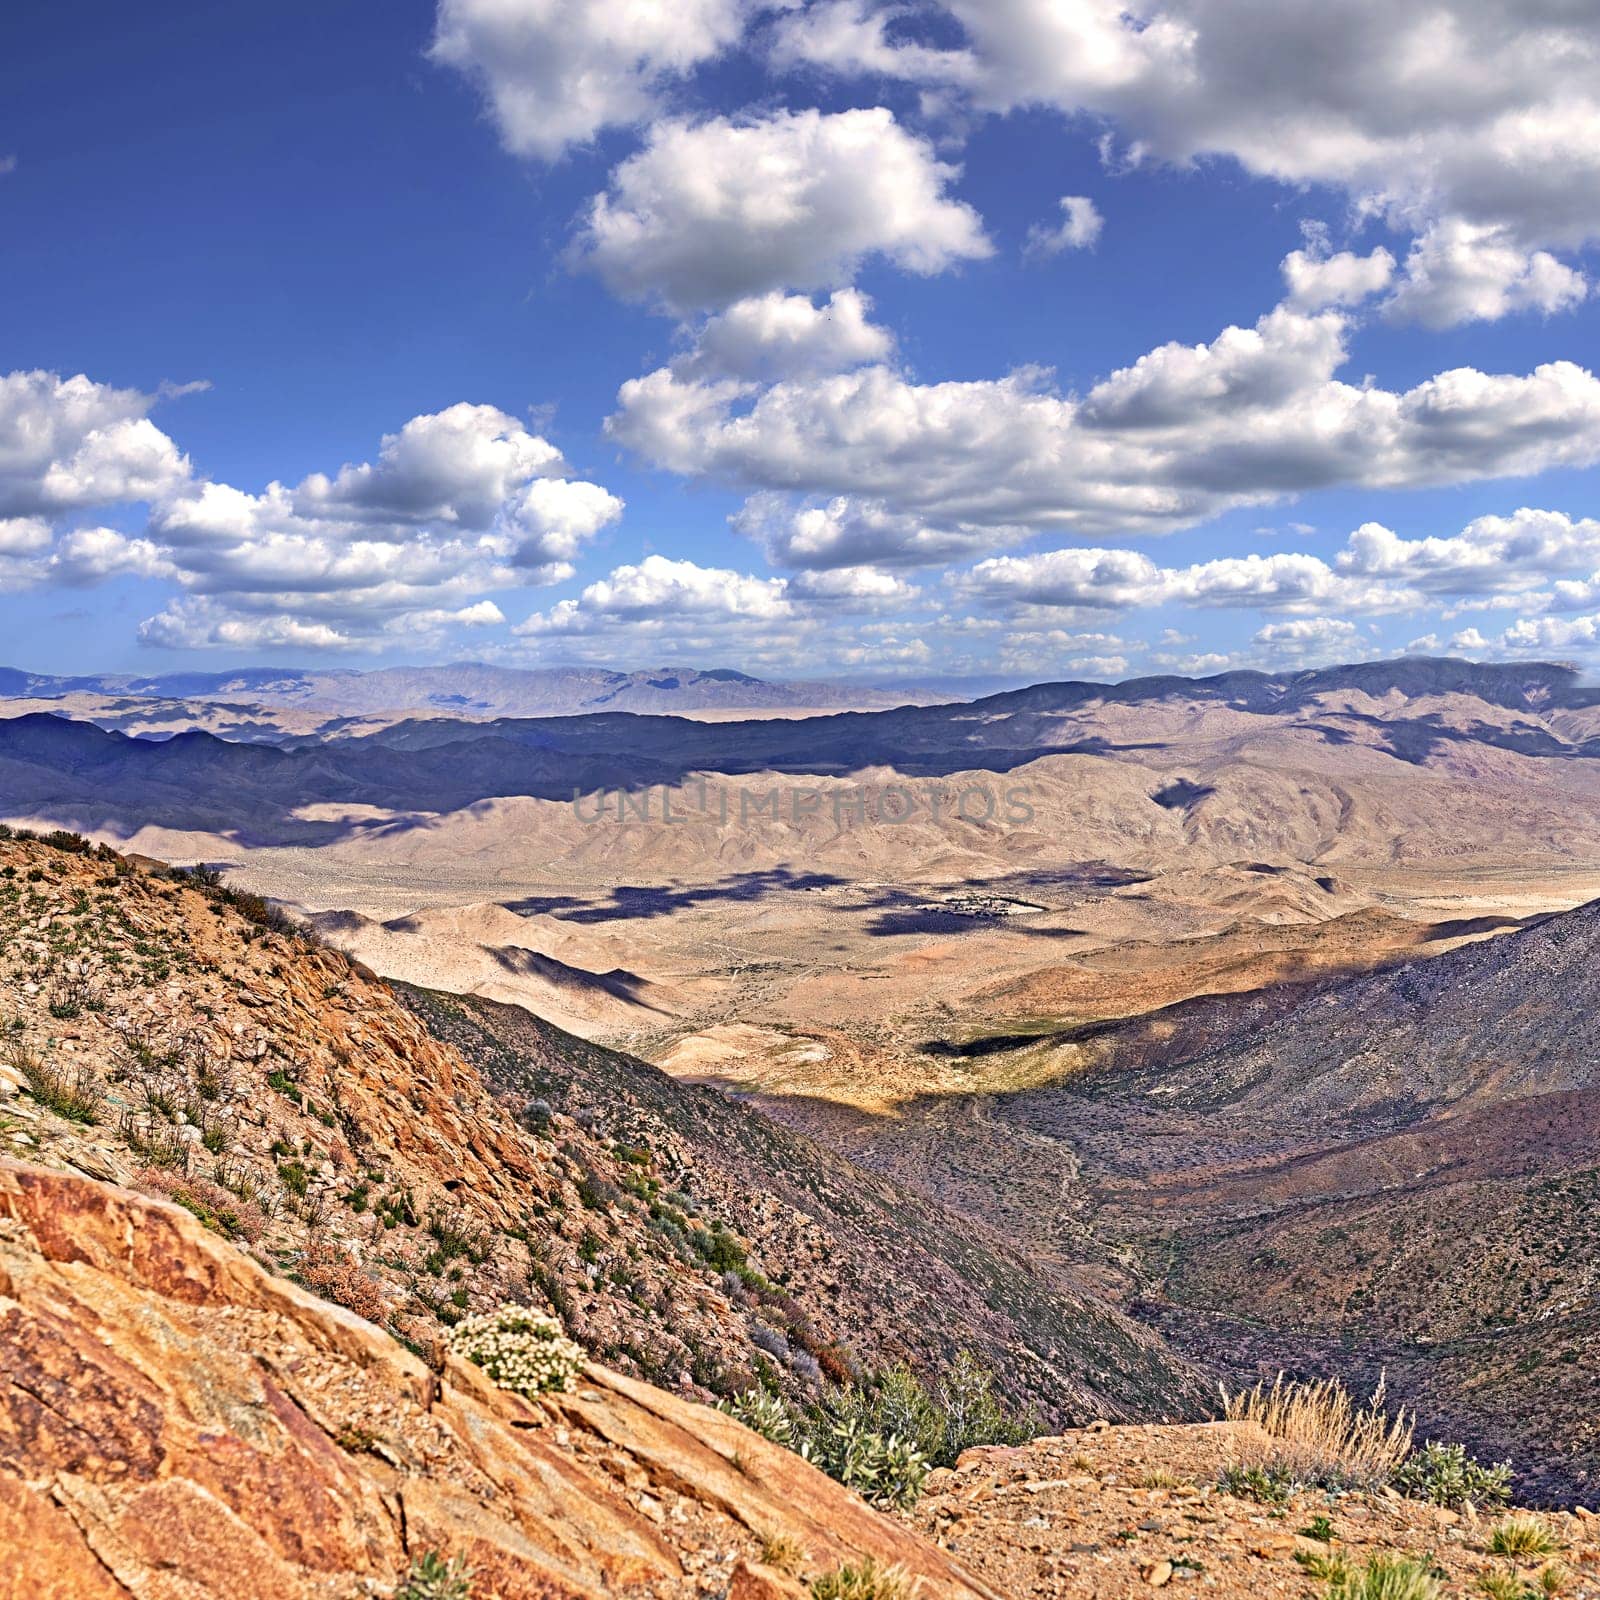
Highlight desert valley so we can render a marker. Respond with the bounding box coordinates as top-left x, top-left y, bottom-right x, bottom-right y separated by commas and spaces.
3, 655, 1599, 1582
